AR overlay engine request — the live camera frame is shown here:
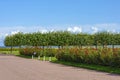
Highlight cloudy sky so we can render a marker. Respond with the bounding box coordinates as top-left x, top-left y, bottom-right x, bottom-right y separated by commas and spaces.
0, 0, 120, 46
